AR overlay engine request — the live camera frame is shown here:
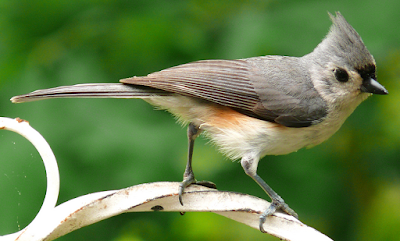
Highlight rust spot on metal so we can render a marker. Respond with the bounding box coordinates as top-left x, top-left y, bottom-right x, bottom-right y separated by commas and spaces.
151, 205, 164, 211
128, 193, 176, 210
15, 117, 28, 124
232, 208, 259, 214
99, 193, 115, 201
